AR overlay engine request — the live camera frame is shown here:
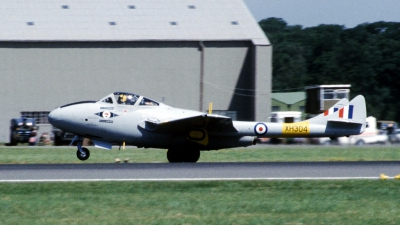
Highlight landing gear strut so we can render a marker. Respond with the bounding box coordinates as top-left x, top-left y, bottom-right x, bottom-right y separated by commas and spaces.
76, 137, 90, 161
167, 149, 200, 163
